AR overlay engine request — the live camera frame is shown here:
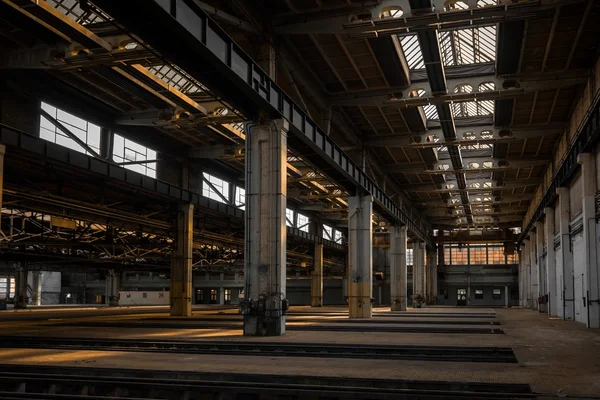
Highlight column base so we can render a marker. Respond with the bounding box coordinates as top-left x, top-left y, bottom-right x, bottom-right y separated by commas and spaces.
108, 296, 119, 307
244, 315, 286, 336
349, 296, 372, 318
14, 297, 28, 309
391, 303, 406, 312
310, 298, 322, 307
